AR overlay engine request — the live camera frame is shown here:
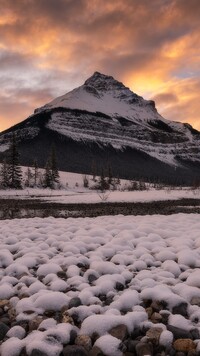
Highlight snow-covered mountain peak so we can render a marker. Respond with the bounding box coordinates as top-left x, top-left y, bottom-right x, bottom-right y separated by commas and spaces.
35, 72, 158, 121
84, 71, 128, 93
